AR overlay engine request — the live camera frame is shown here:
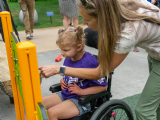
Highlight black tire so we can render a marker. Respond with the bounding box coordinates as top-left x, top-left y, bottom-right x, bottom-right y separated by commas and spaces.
90, 99, 134, 120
